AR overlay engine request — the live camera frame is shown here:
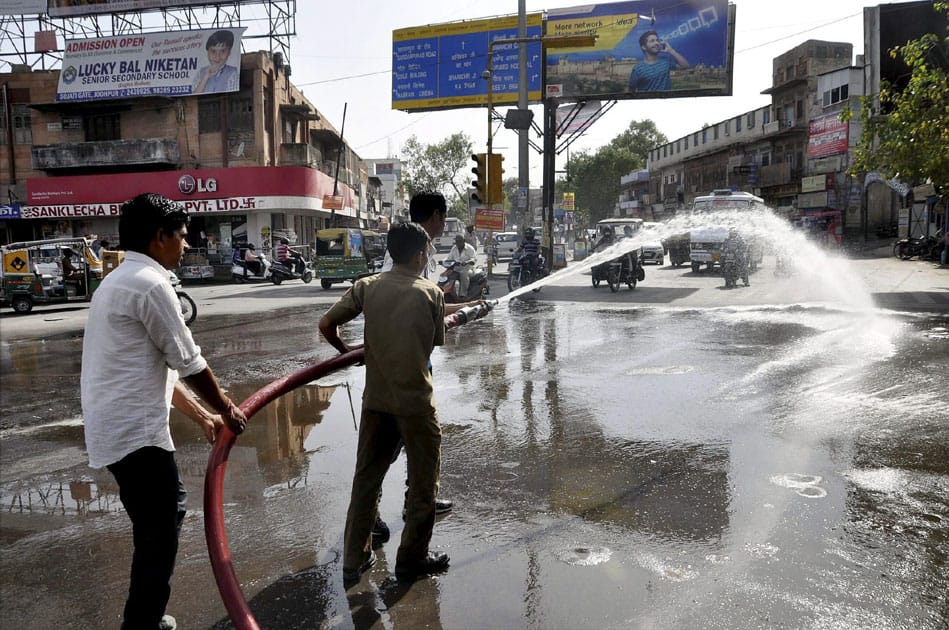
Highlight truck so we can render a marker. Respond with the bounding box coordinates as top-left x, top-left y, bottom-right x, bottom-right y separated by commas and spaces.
688, 190, 765, 273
